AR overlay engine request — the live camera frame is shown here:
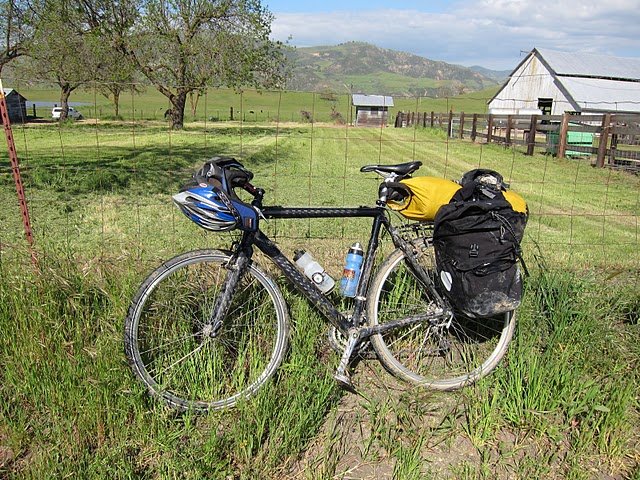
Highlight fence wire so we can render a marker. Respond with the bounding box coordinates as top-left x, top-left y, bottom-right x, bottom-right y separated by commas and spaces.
1, 82, 638, 287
